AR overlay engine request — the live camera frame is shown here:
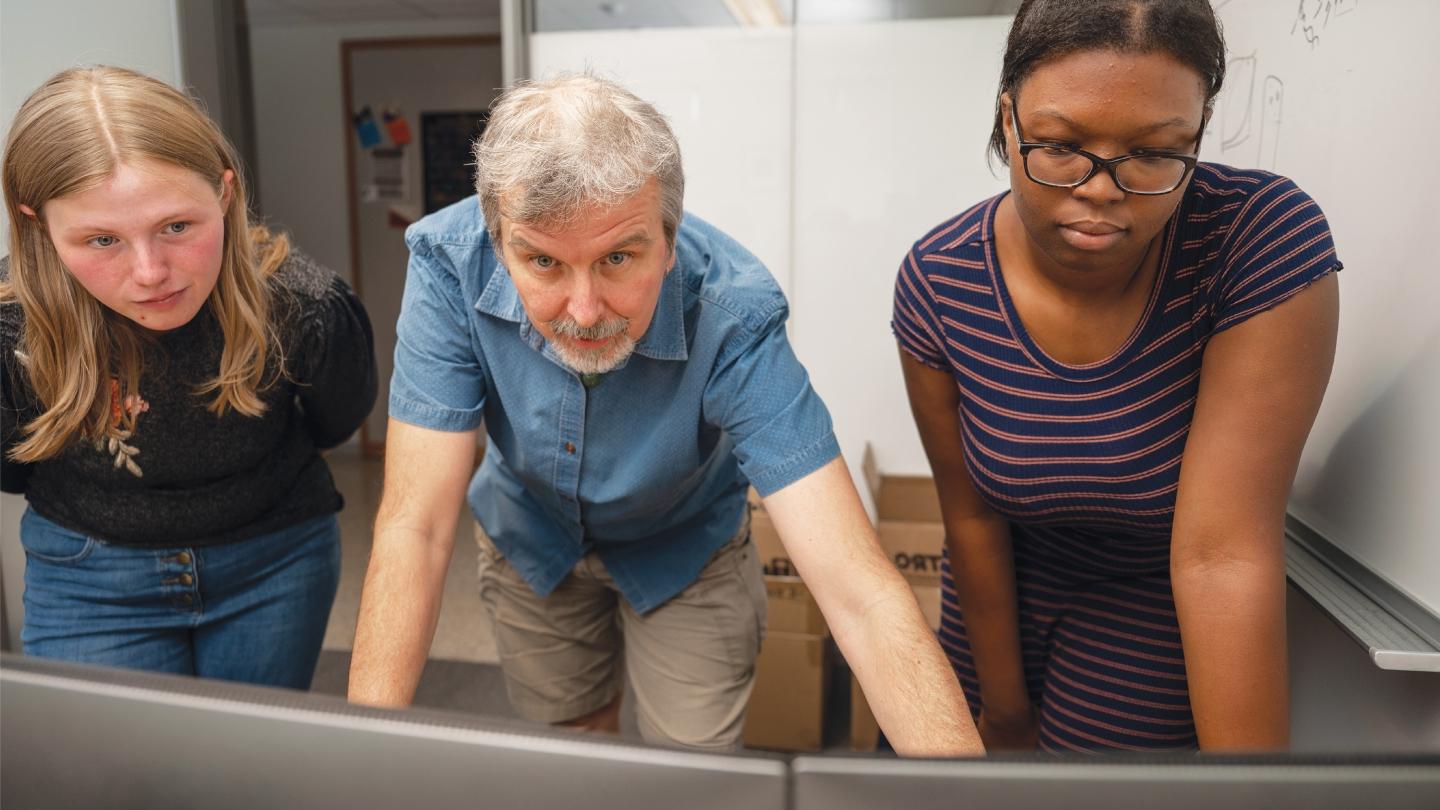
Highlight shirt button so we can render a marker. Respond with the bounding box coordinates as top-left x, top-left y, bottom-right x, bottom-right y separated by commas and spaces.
565, 442, 576, 455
